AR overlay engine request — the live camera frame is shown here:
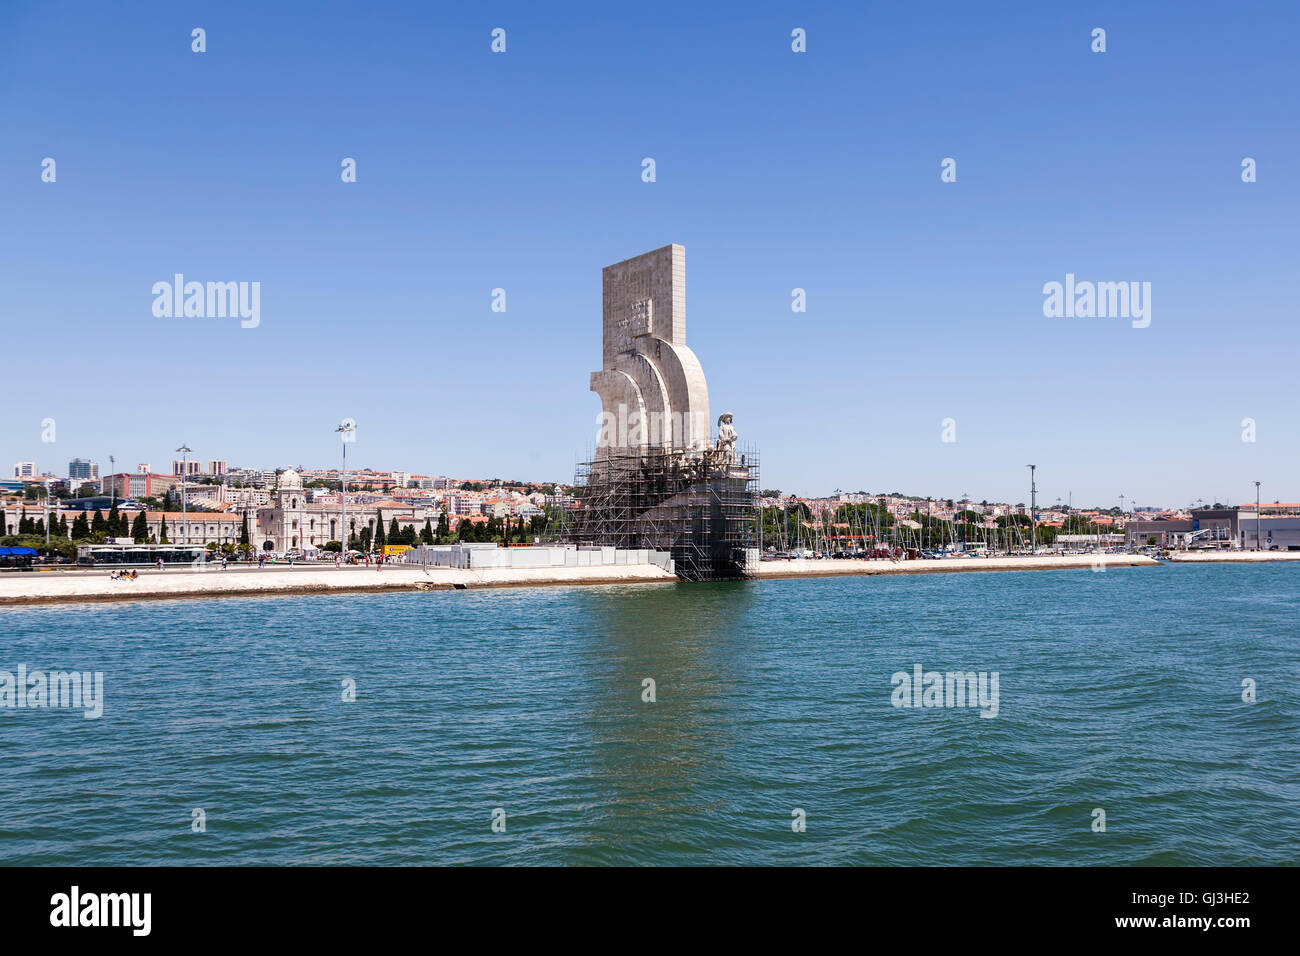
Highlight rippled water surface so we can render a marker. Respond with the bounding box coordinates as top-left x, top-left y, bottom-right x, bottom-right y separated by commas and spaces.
1, 563, 1297, 865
